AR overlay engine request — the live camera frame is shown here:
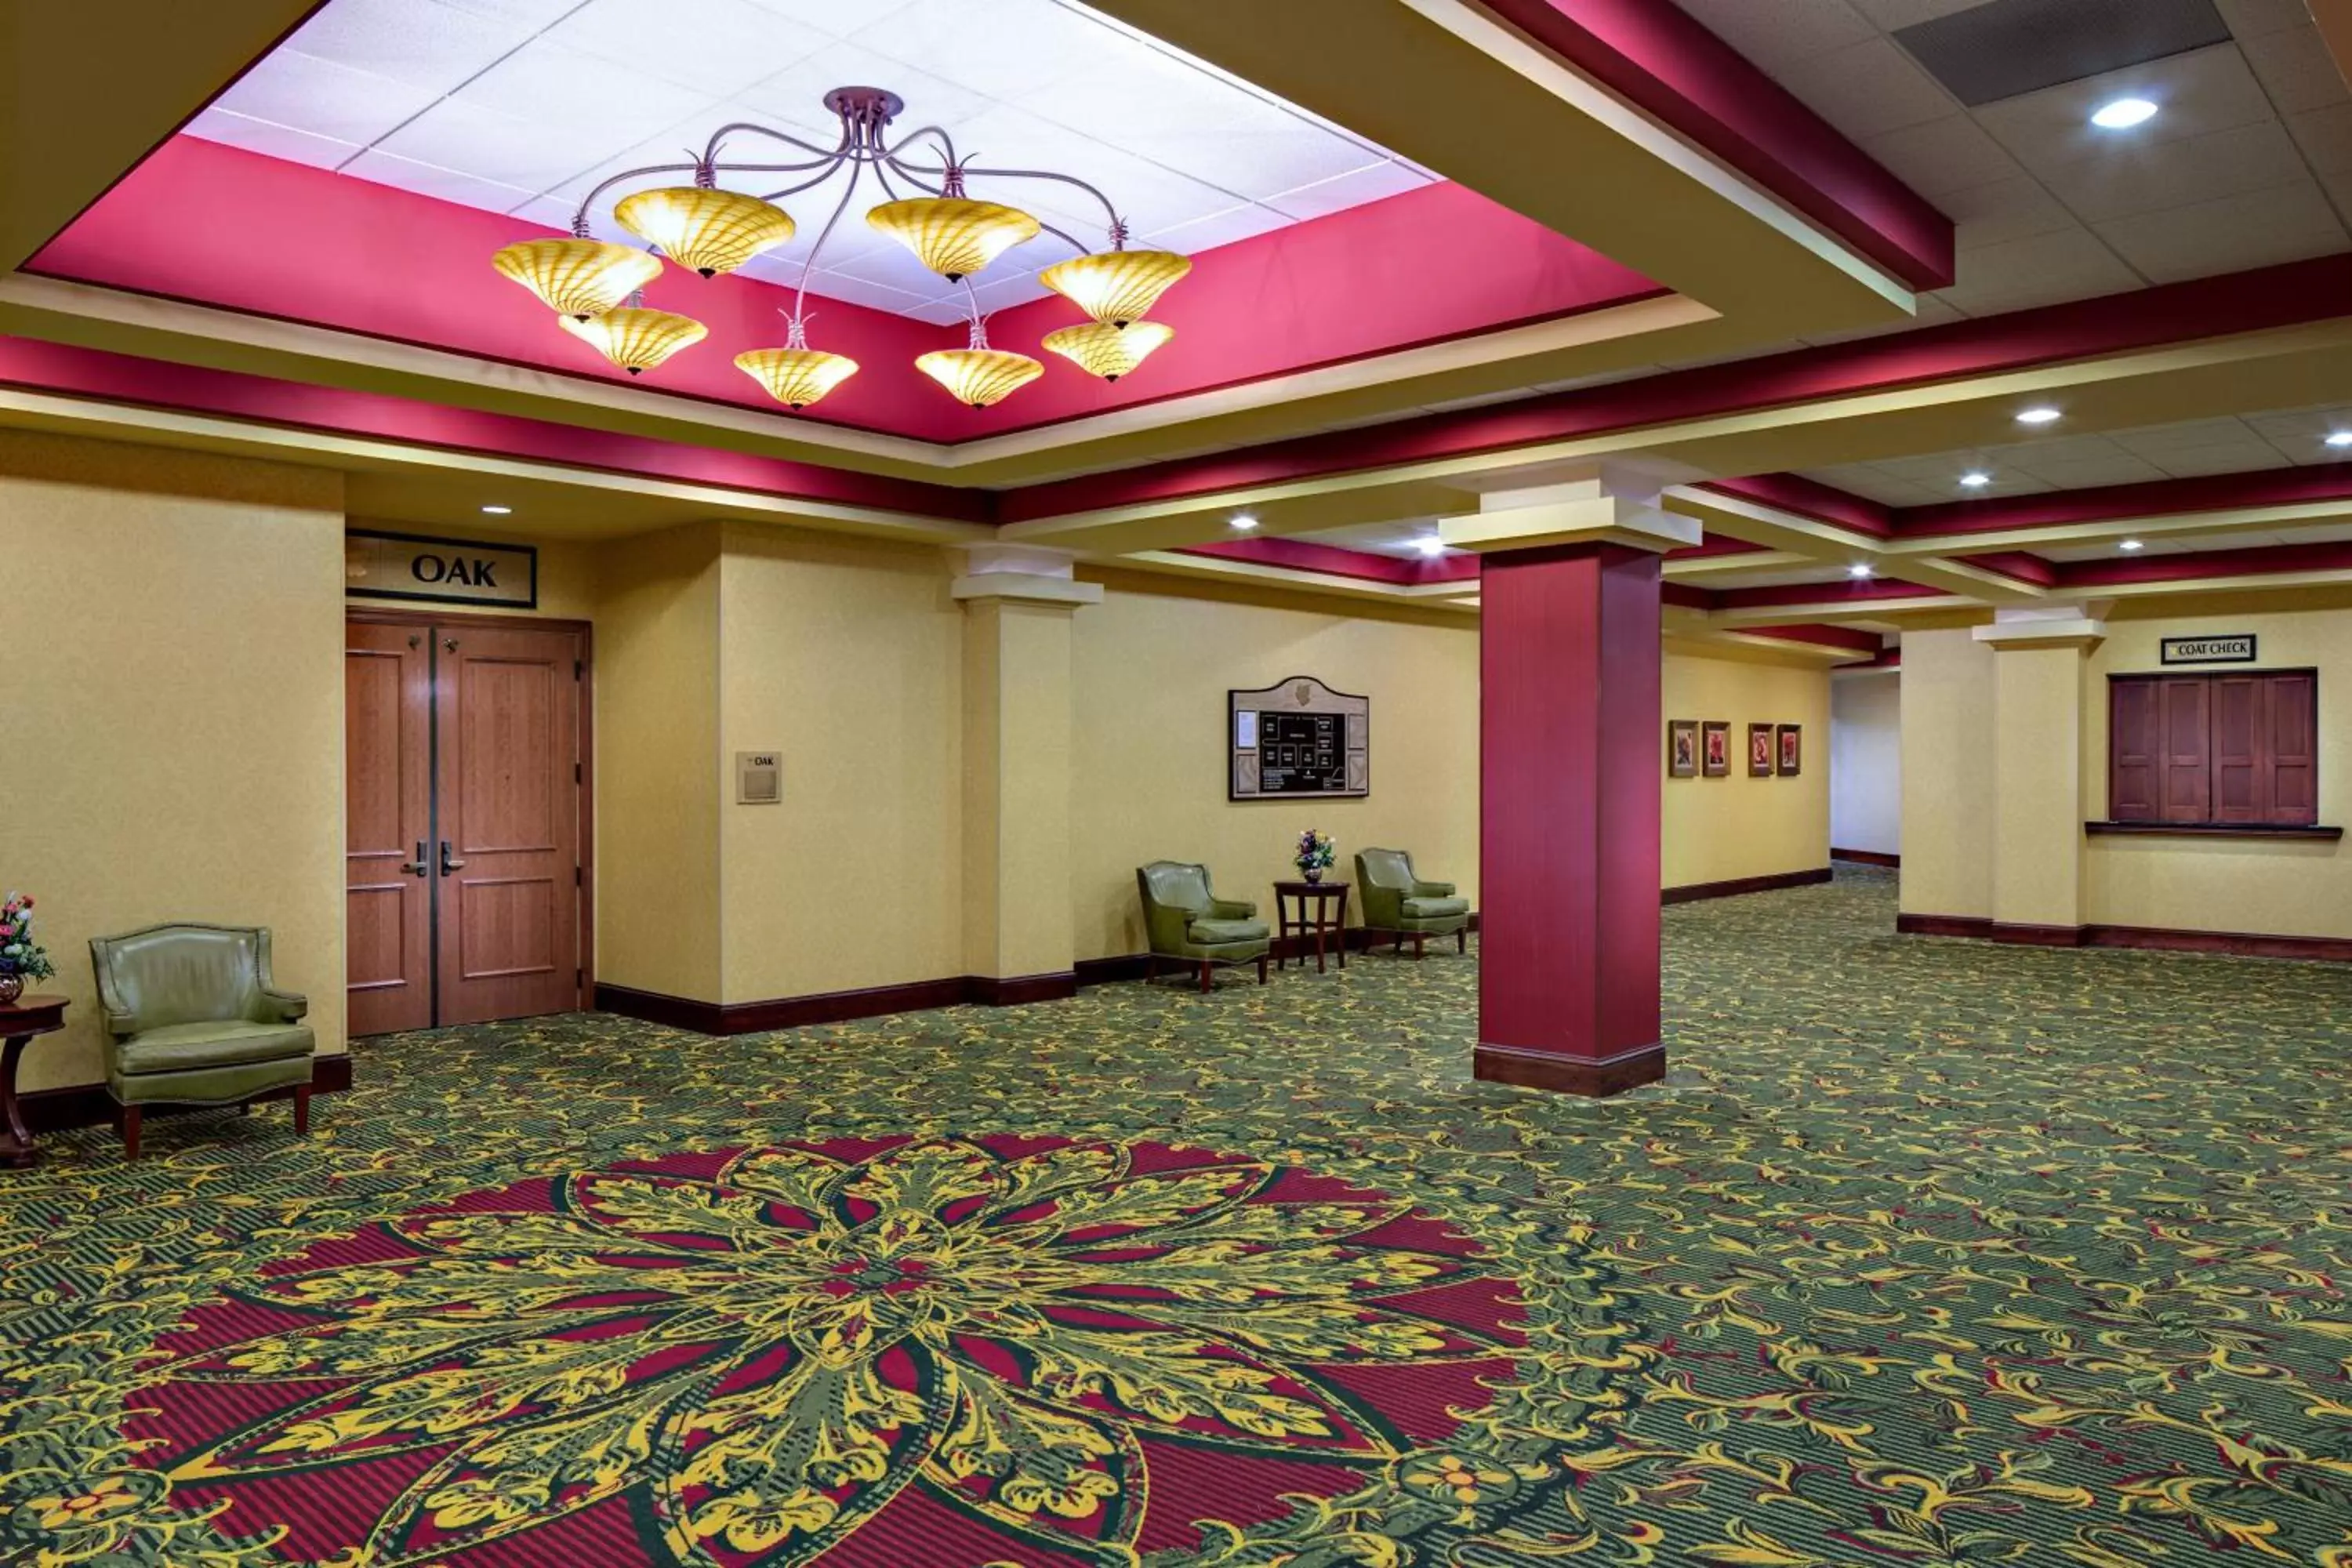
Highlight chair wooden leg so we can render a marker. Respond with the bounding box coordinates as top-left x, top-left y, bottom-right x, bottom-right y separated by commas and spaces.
1414, 934, 1427, 960
294, 1084, 312, 1137
238, 1101, 252, 1115
1256, 953, 1269, 984
1198, 960, 1213, 994
1457, 927, 1468, 953
121, 1105, 141, 1161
